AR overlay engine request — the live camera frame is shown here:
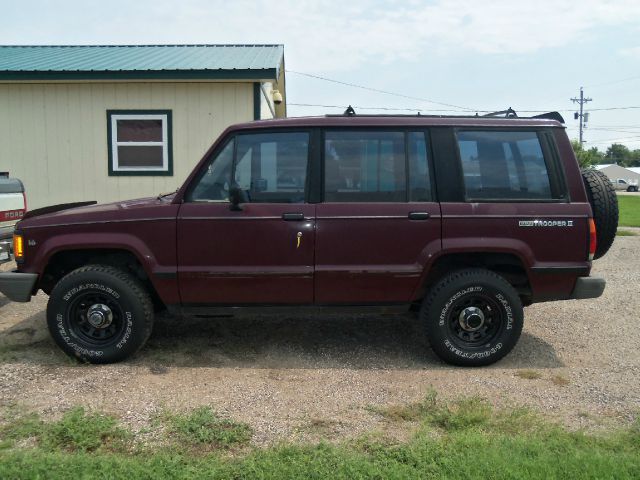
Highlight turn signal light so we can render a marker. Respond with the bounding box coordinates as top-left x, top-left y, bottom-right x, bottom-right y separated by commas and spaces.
588, 218, 597, 261
13, 234, 24, 261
